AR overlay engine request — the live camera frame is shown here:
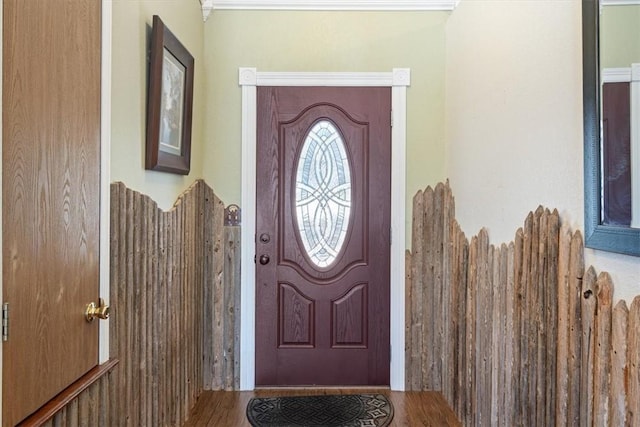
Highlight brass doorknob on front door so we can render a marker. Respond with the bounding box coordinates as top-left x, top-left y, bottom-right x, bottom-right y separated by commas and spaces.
85, 298, 110, 322
259, 254, 270, 265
